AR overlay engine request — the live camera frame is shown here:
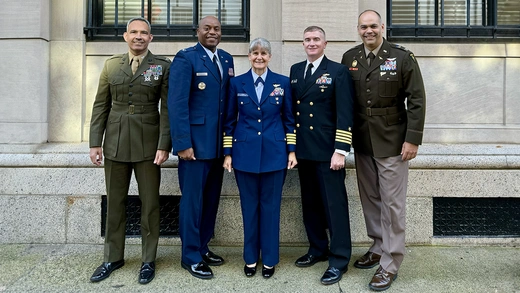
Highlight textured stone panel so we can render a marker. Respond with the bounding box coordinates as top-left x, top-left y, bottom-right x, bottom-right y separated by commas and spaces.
409, 170, 520, 198
505, 58, 520, 124
51, 0, 84, 41
0, 0, 50, 39
66, 196, 102, 244
282, 0, 358, 41
406, 197, 433, 244
0, 40, 49, 123
420, 58, 503, 124
49, 41, 84, 142
0, 195, 66, 244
